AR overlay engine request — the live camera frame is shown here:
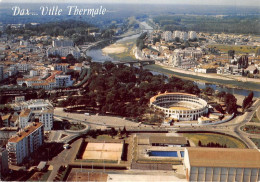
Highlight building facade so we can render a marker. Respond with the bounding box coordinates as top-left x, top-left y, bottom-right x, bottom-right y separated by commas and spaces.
18, 109, 32, 129
55, 75, 73, 87
6, 122, 44, 165
0, 147, 9, 177
150, 93, 208, 121
184, 147, 260, 182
